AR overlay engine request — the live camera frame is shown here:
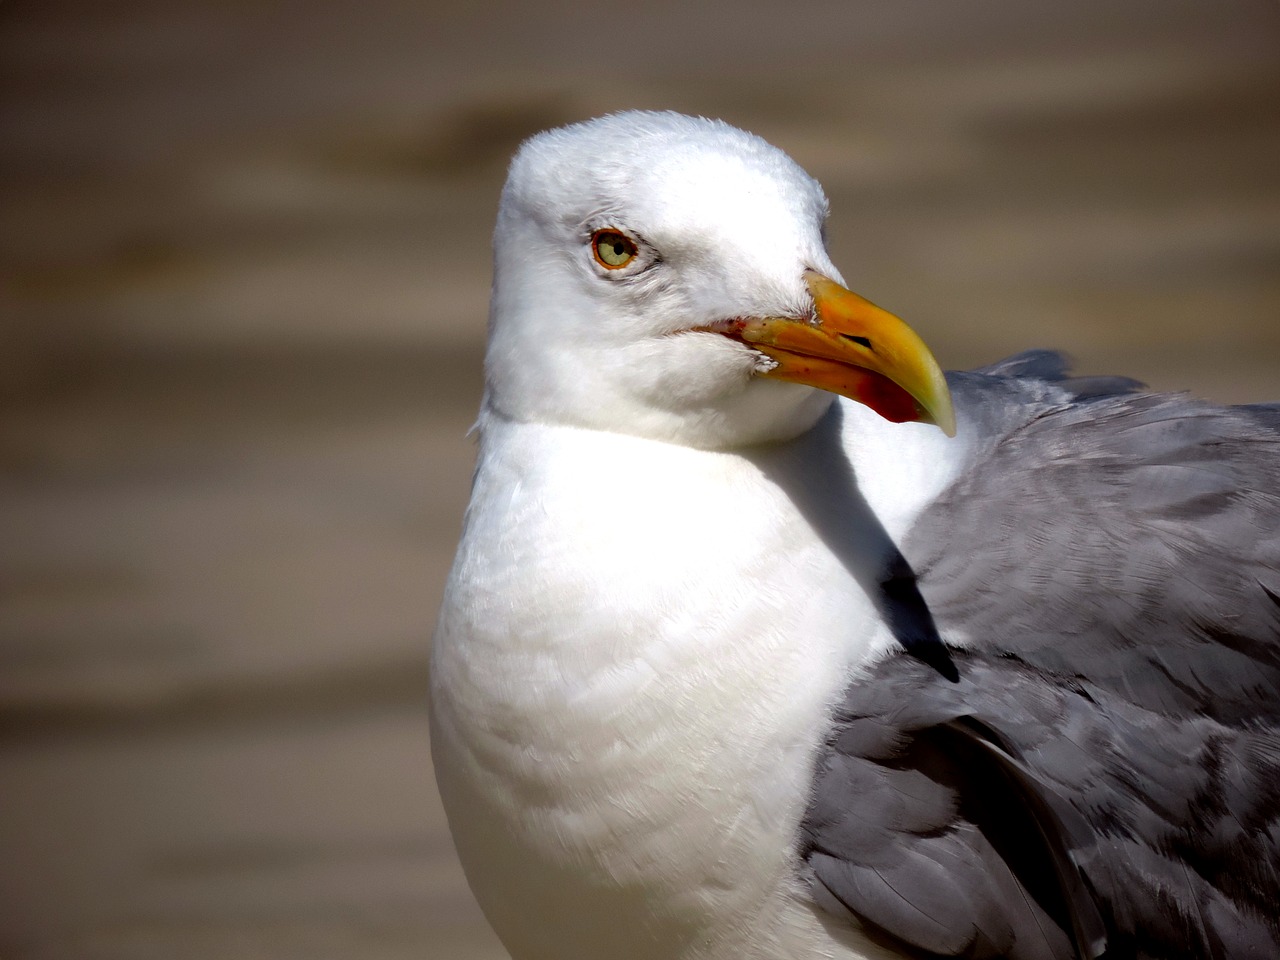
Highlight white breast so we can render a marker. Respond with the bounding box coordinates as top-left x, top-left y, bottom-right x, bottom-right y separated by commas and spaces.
430, 412, 935, 960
